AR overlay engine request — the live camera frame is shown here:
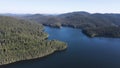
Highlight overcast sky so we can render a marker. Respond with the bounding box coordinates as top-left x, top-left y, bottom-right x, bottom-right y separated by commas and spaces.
0, 0, 120, 14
